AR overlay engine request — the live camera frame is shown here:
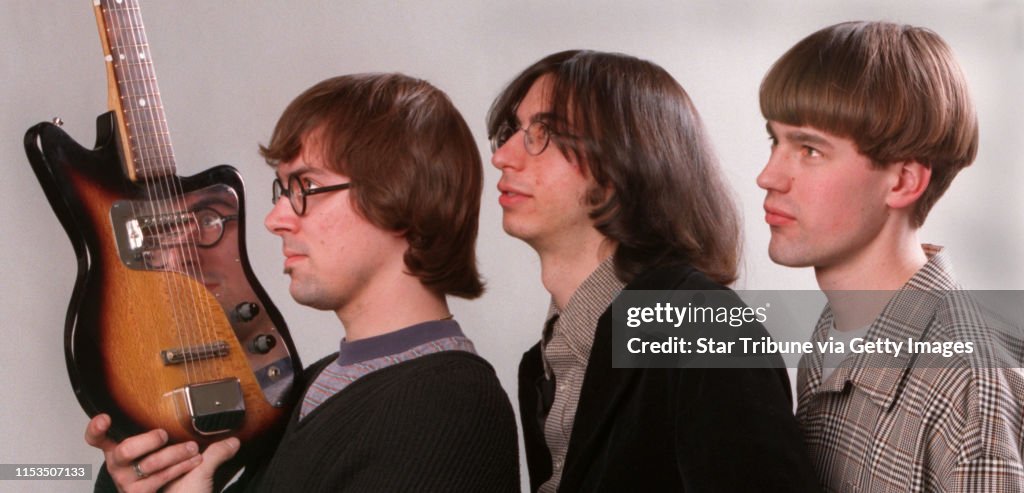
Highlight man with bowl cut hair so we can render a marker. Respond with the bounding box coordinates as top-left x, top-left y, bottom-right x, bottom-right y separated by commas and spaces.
757, 21, 1024, 491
